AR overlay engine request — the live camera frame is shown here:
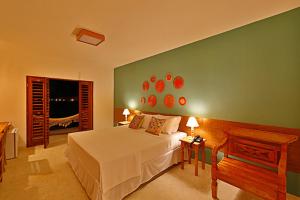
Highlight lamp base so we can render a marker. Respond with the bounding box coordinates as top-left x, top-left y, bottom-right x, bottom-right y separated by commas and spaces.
190, 127, 195, 137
